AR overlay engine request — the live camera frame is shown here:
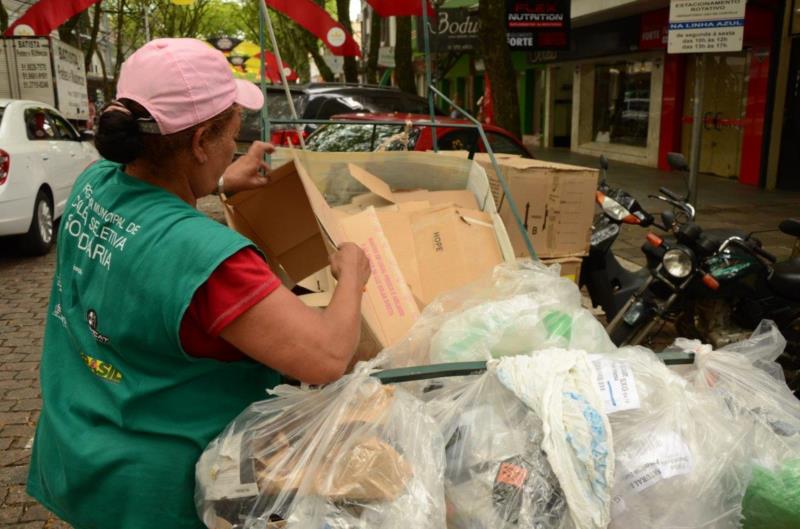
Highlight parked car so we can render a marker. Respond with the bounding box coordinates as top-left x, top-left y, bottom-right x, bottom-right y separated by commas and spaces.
304, 112, 534, 158
0, 99, 99, 254
237, 83, 445, 150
